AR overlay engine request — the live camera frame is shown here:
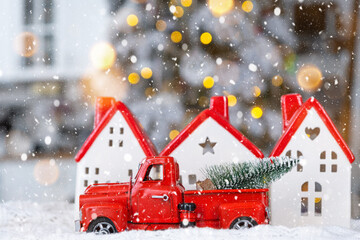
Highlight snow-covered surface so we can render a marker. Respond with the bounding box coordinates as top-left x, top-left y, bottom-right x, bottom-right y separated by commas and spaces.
1, 202, 360, 240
